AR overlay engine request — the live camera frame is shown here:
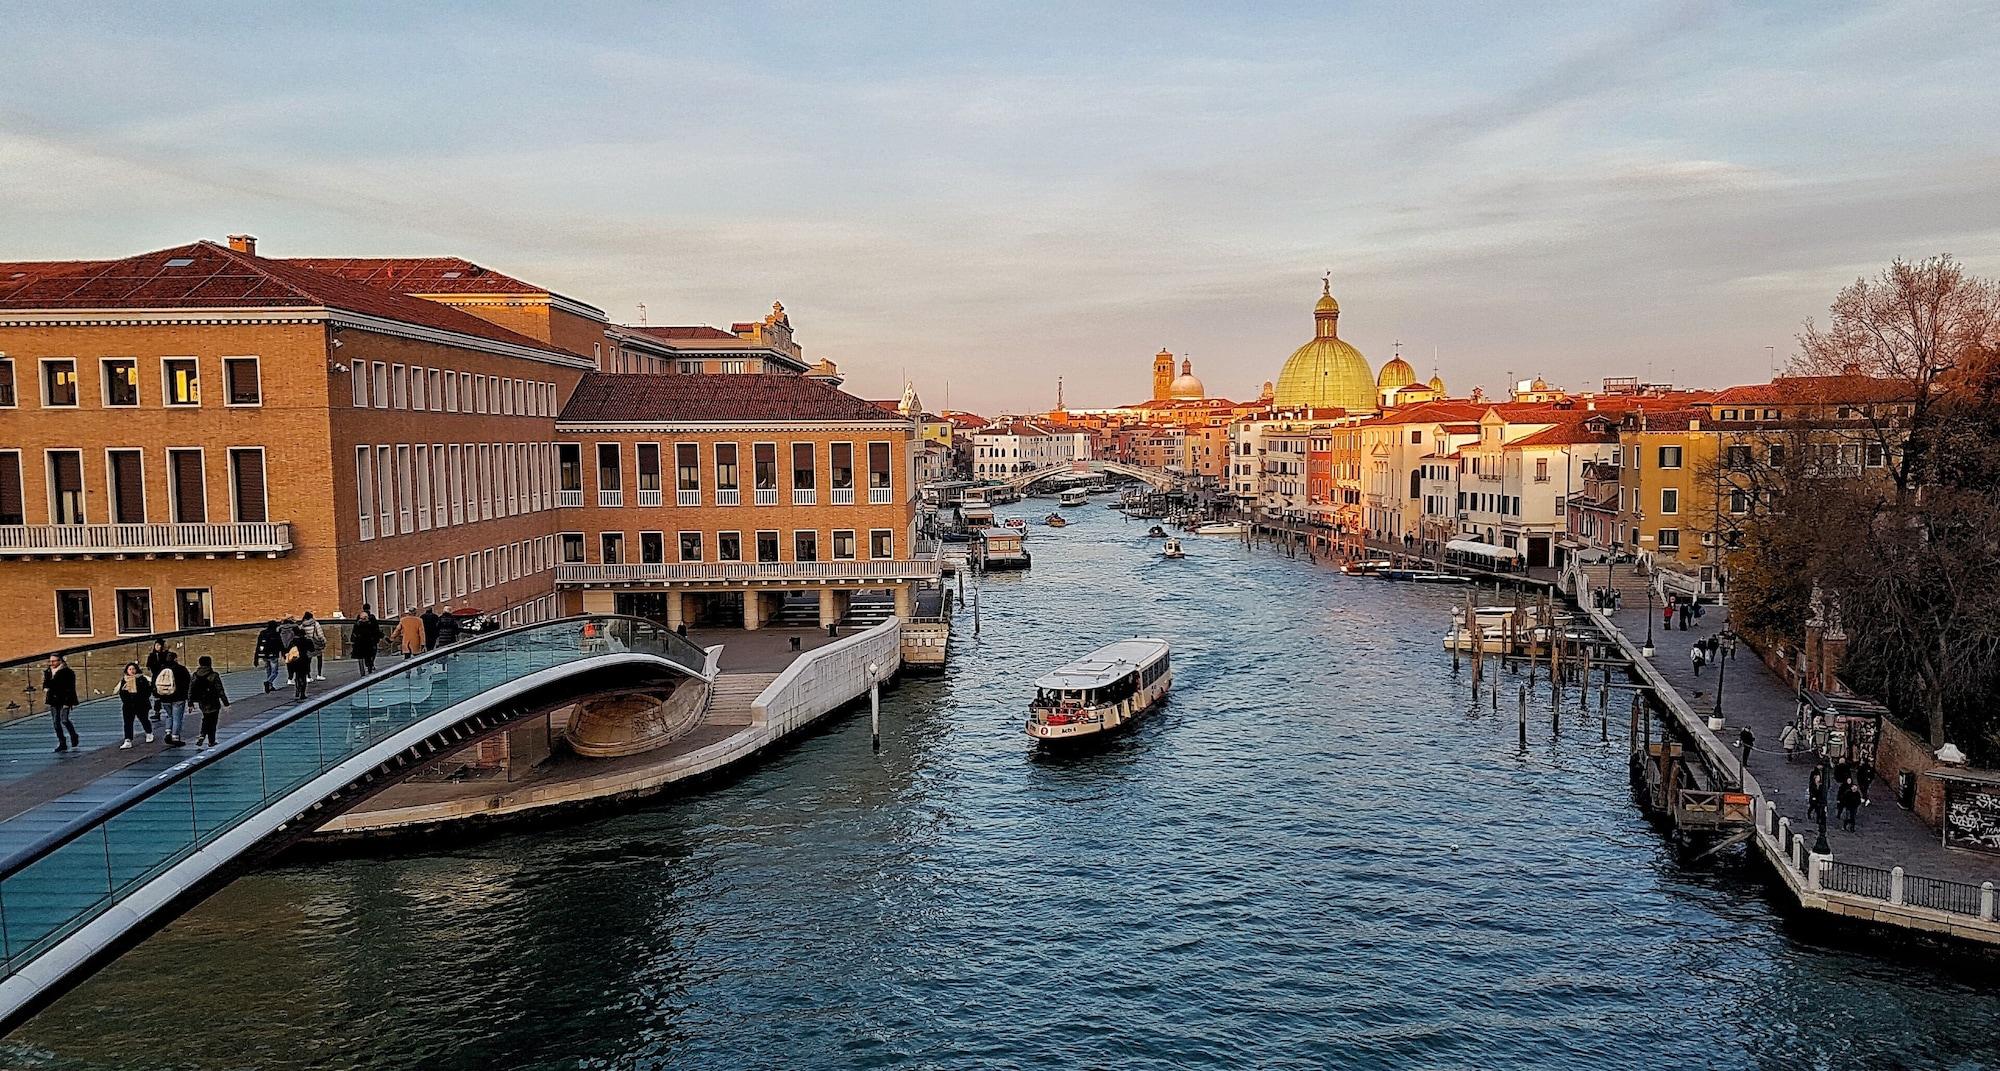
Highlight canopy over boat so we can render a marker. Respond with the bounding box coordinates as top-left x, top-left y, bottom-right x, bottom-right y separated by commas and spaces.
1033, 638, 1170, 691
1445, 539, 1521, 562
